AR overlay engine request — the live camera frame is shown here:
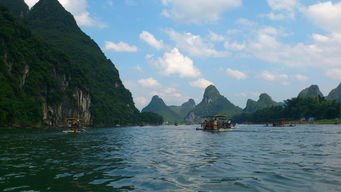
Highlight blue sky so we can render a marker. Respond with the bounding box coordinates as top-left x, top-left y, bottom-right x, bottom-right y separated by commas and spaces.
25, 0, 341, 109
